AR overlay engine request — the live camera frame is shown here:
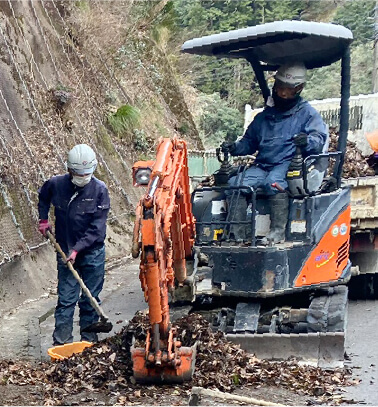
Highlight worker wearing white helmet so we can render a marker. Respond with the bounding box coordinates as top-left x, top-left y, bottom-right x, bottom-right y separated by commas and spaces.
67, 143, 98, 187
272, 62, 307, 111
38, 144, 110, 345
275, 62, 307, 87
221, 62, 328, 244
